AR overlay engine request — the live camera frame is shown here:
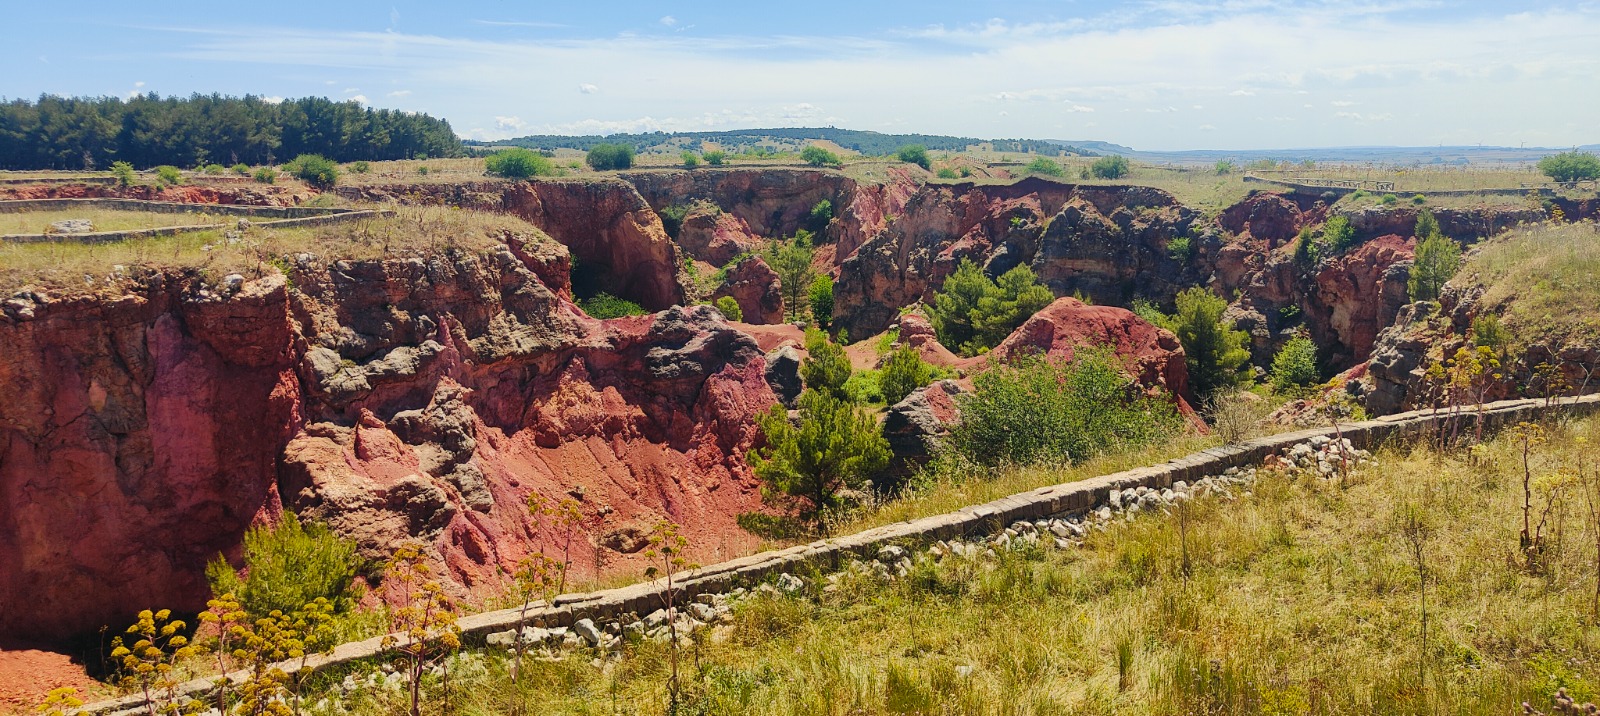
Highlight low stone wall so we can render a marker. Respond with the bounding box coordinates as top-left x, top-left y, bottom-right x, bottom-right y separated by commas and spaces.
0, 198, 347, 218
1, 209, 388, 245
1242, 174, 1556, 199
0, 176, 118, 186
83, 394, 1599, 715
